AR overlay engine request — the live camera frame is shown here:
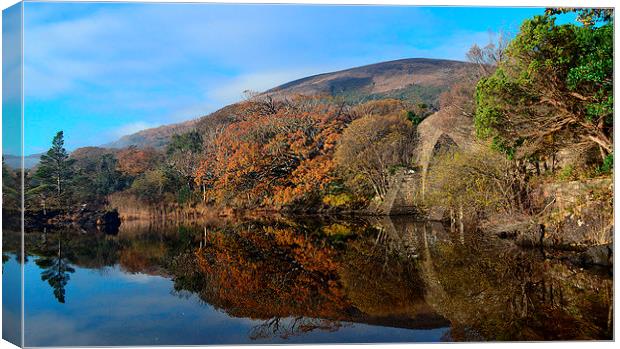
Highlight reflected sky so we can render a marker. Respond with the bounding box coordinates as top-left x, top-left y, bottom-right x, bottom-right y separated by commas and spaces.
18, 255, 448, 346
2, 252, 22, 346
11, 217, 613, 345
